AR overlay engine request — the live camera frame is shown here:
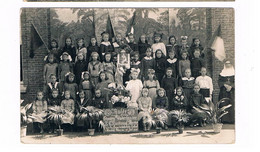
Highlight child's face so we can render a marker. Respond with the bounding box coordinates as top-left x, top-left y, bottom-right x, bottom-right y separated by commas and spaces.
194, 86, 200, 93
158, 90, 164, 97
79, 92, 85, 98
131, 72, 138, 80
169, 52, 175, 59
142, 90, 148, 97
50, 76, 57, 83
83, 73, 89, 80
95, 90, 101, 98
170, 37, 176, 45
105, 54, 111, 62
100, 73, 106, 81
103, 34, 109, 42
181, 39, 187, 45
37, 92, 43, 100
177, 89, 182, 96
154, 36, 160, 43
116, 34, 122, 41
92, 54, 98, 61
156, 51, 162, 58
194, 39, 200, 46
63, 55, 68, 61
52, 91, 59, 98
78, 53, 84, 61
65, 92, 70, 99
185, 69, 191, 77
129, 35, 134, 43
51, 41, 57, 48
194, 51, 200, 58
146, 50, 152, 57
91, 38, 96, 45
49, 56, 54, 63
181, 53, 187, 60
200, 68, 207, 76
140, 35, 146, 43
66, 38, 72, 45
133, 54, 139, 61
148, 73, 154, 79
78, 39, 84, 47
69, 75, 74, 82
166, 70, 172, 77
